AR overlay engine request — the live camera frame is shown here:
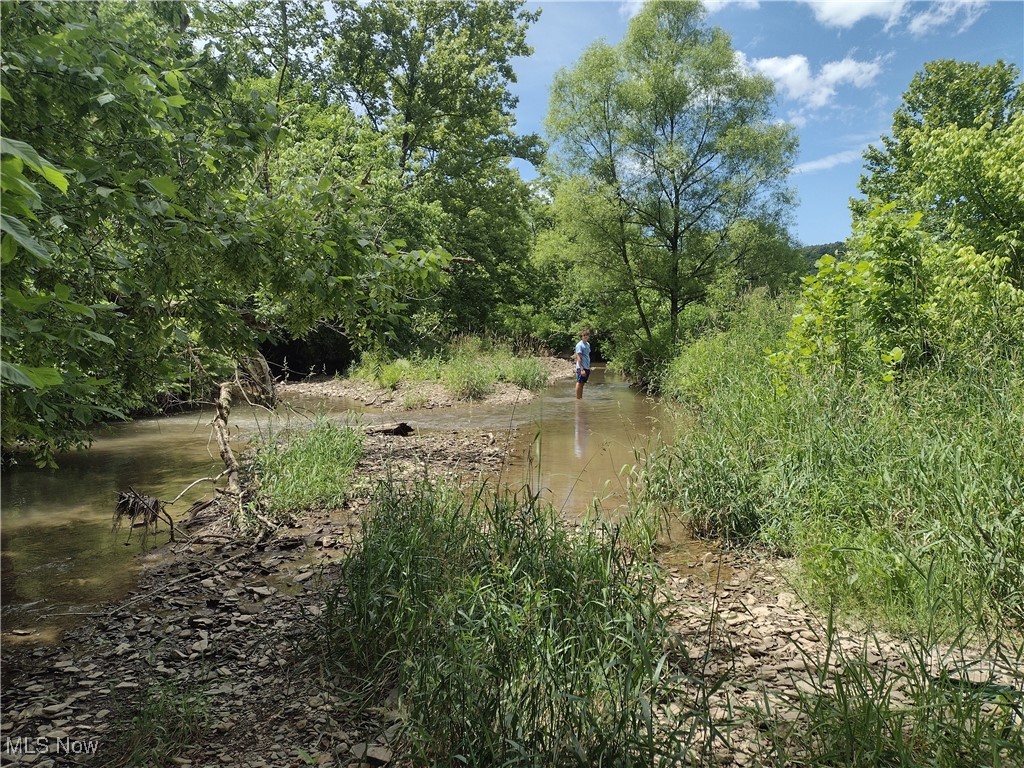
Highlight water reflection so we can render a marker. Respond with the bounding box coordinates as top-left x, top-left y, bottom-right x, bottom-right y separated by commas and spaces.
574, 400, 588, 459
